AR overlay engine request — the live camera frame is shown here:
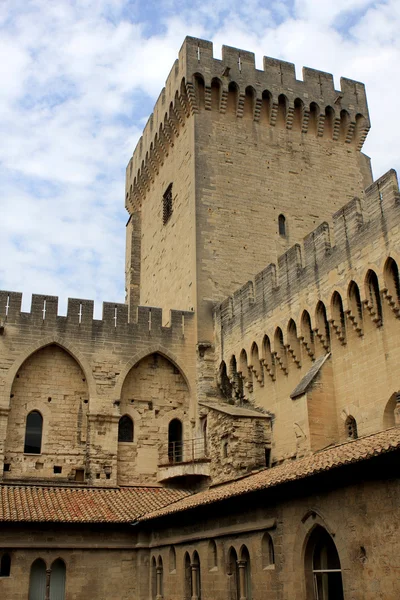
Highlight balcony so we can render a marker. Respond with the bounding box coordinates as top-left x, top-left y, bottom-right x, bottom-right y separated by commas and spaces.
157, 438, 211, 484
